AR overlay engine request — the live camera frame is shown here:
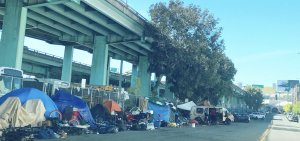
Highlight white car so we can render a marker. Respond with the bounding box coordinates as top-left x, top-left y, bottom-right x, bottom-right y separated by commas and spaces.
252, 112, 265, 120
